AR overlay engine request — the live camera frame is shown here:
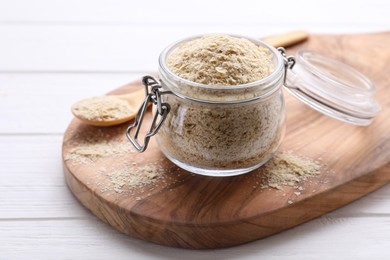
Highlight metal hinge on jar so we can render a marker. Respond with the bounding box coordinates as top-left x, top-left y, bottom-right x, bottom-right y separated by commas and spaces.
278, 47, 296, 84
126, 76, 171, 152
